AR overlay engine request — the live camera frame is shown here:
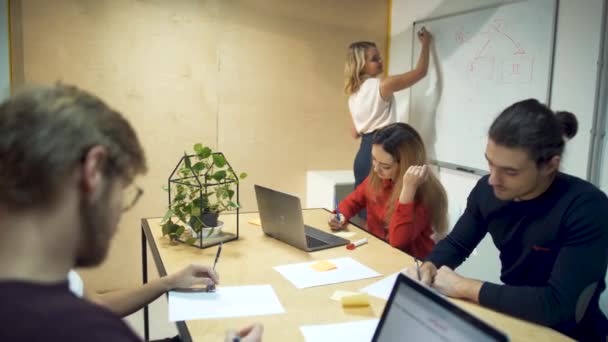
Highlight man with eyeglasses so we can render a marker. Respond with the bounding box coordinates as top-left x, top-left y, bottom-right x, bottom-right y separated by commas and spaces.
67, 185, 215, 322
0, 84, 262, 342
